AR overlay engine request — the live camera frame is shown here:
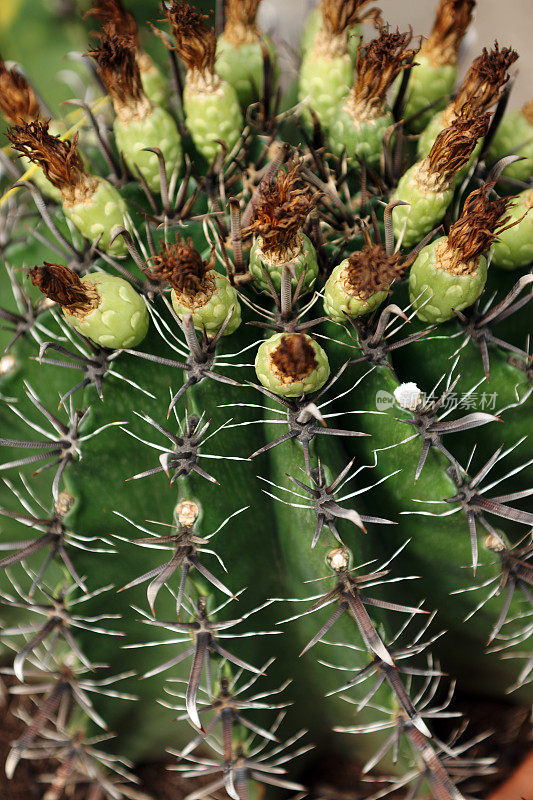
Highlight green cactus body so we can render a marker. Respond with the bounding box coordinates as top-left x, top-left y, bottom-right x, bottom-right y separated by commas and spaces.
171, 271, 241, 335
391, 164, 453, 249
487, 107, 533, 182
113, 106, 182, 193
255, 332, 330, 397
62, 177, 129, 257
491, 189, 533, 270
323, 259, 388, 321
216, 34, 278, 107
329, 108, 393, 168
183, 78, 243, 162
248, 232, 318, 293
63, 272, 149, 348
409, 237, 488, 323
300, 8, 360, 61
400, 54, 456, 133
298, 49, 352, 130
